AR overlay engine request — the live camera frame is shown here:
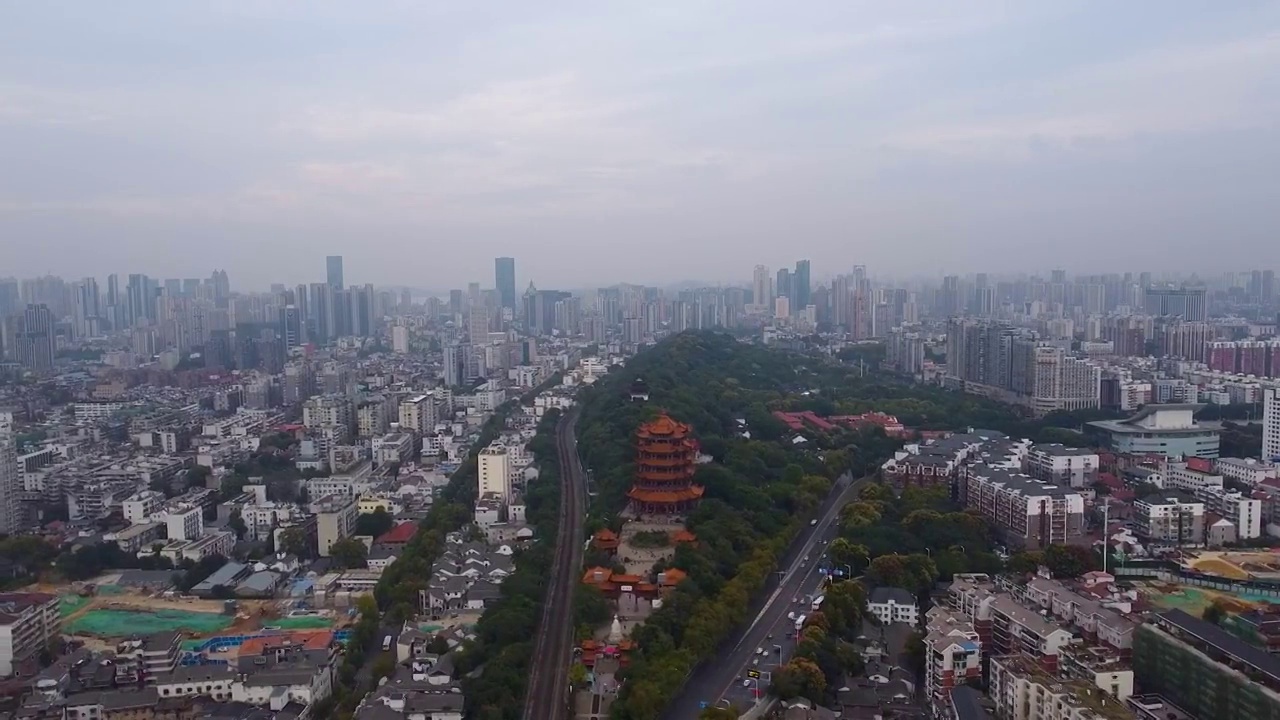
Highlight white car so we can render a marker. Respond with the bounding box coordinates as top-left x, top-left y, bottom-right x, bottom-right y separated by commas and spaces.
743, 678, 752, 687
810, 519, 818, 526
756, 647, 765, 655
788, 611, 796, 620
